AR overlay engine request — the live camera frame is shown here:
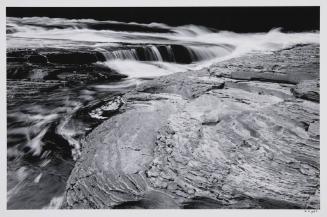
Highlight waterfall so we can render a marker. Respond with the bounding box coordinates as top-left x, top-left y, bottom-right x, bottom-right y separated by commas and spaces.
166, 45, 176, 62
157, 45, 176, 62
185, 45, 234, 61
101, 46, 165, 62
99, 44, 234, 64
101, 49, 139, 60
144, 45, 163, 61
